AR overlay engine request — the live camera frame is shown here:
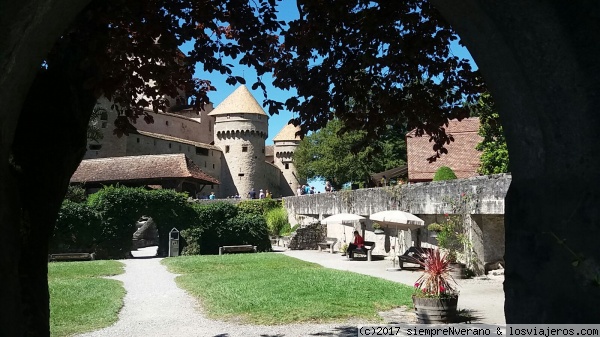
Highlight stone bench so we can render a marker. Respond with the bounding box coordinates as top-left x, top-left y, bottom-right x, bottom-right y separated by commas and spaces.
48, 252, 95, 262
219, 245, 257, 255
317, 237, 338, 254
351, 241, 376, 261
